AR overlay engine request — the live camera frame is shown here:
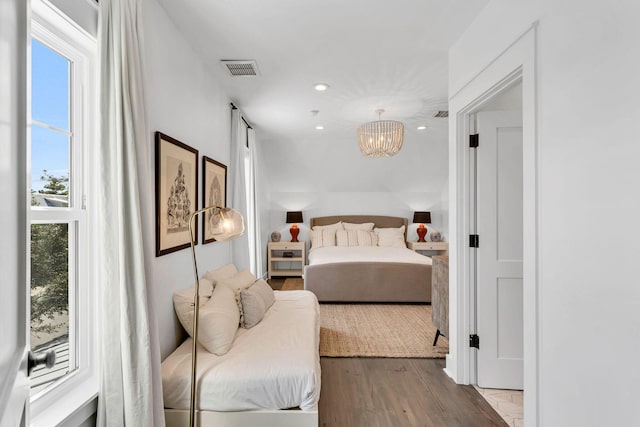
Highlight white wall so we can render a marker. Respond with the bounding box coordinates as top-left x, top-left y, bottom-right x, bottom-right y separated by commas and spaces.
261, 126, 450, 242
450, 1, 640, 425
142, 0, 233, 360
